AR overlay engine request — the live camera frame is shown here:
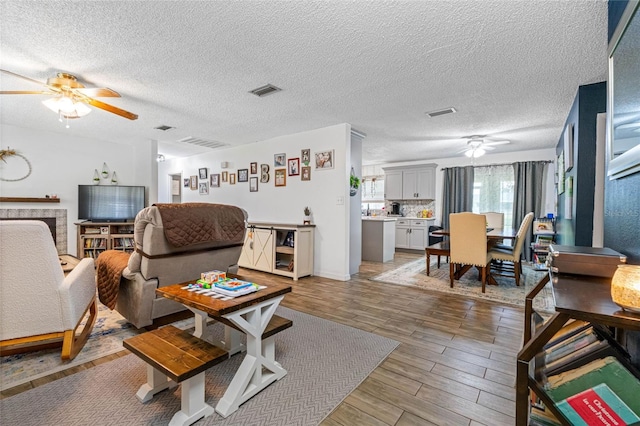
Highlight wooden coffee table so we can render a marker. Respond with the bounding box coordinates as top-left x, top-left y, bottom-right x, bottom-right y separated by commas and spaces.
59, 254, 80, 275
